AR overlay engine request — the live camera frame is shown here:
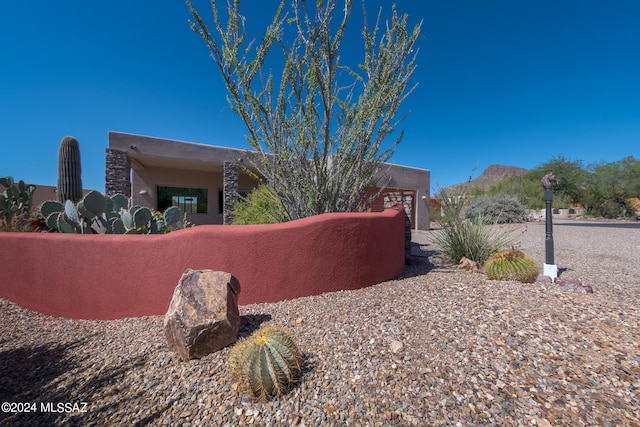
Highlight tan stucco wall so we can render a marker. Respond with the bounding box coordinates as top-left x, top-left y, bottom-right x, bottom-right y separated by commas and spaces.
377, 163, 431, 230
21, 185, 94, 207
131, 165, 259, 225
107, 131, 431, 229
